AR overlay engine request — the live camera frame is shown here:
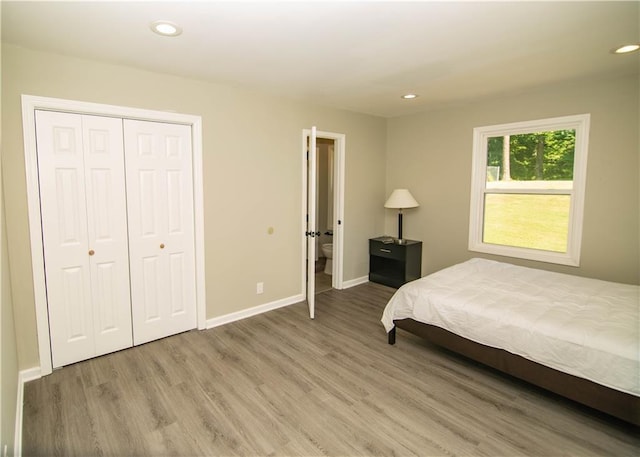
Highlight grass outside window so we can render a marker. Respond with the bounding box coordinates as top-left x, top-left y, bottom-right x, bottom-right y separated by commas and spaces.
483, 194, 570, 253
